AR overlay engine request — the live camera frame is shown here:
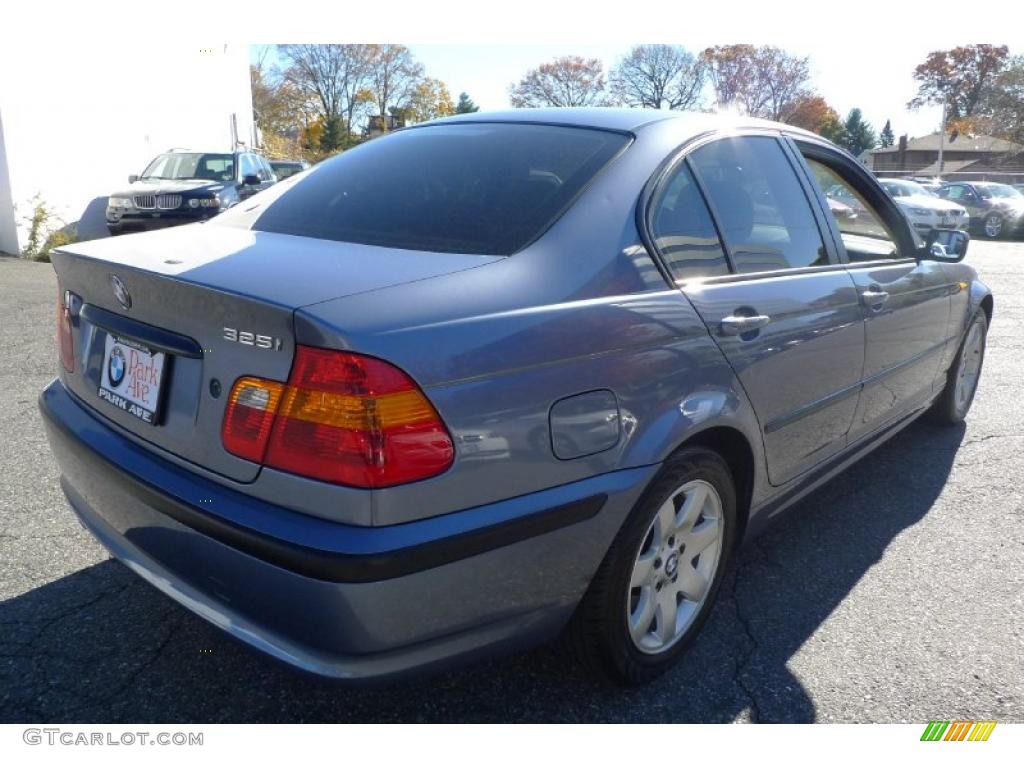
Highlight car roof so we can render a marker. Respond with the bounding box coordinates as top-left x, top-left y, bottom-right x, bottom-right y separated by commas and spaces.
164, 149, 240, 154
424, 107, 819, 140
